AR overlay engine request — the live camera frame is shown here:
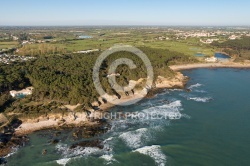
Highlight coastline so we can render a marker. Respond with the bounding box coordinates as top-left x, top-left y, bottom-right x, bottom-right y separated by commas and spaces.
14, 72, 188, 136
19, 60, 250, 136
169, 62, 250, 71
3, 62, 250, 157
